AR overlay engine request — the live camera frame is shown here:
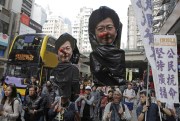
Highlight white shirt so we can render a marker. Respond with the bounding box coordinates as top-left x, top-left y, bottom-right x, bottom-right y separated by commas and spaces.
123, 89, 136, 103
